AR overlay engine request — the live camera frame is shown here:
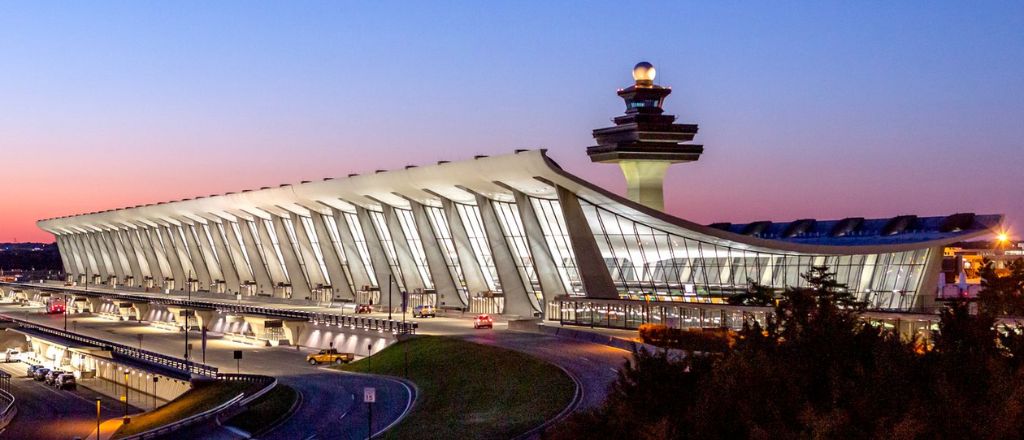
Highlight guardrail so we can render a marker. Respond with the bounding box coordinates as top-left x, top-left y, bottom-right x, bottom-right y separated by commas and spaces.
0, 315, 219, 378
0, 385, 16, 431
2, 282, 418, 335
119, 374, 277, 440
